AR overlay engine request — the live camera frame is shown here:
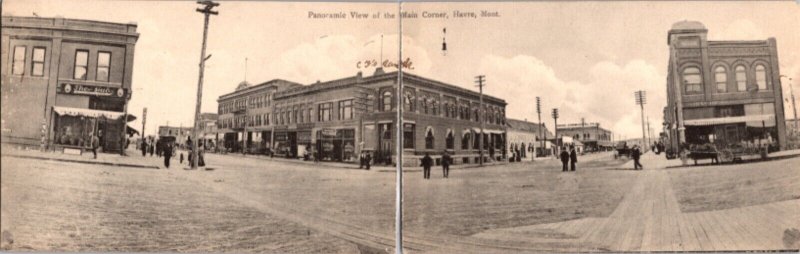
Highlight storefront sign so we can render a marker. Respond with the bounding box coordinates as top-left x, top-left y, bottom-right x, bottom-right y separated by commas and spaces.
321, 128, 337, 137
60, 83, 127, 98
